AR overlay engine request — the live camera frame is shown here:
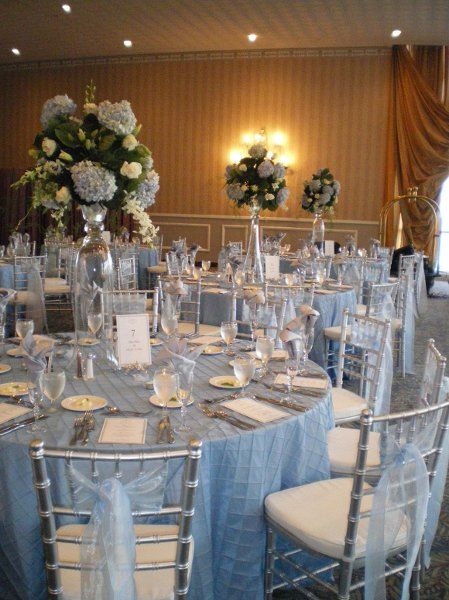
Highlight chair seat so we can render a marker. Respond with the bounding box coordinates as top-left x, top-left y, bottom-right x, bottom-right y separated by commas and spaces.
265, 477, 407, 560
45, 284, 71, 295
13, 291, 40, 304
331, 387, 367, 422
147, 265, 167, 274
323, 325, 350, 342
177, 322, 220, 336
45, 277, 67, 287
356, 303, 367, 315
328, 427, 381, 475
57, 523, 191, 600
